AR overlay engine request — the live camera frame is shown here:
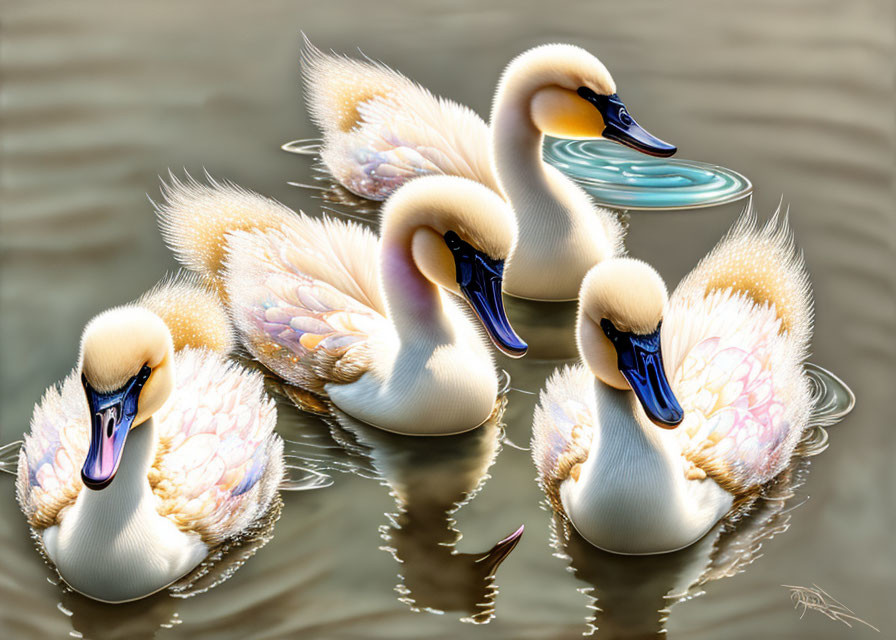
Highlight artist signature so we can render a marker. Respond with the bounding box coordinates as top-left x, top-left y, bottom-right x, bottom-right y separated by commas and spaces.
783, 584, 878, 633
